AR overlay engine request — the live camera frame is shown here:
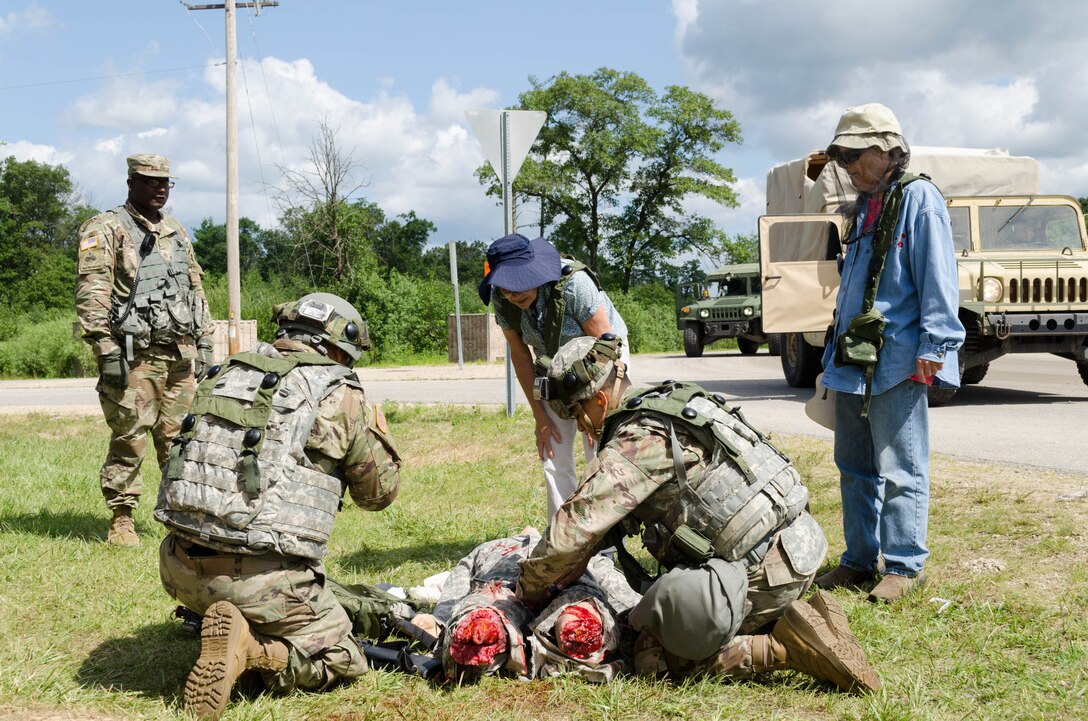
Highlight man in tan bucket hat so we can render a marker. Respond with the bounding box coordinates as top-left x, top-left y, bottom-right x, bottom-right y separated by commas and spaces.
813, 104, 964, 602
75, 153, 213, 546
